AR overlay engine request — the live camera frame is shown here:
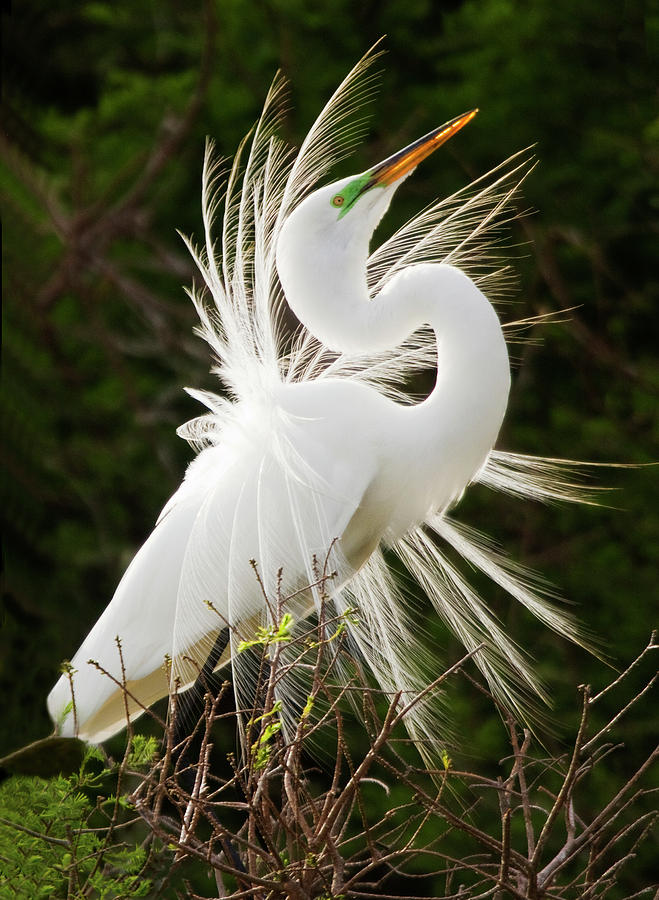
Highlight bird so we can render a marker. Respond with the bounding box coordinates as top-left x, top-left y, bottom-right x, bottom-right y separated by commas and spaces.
47, 51, 595, 754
